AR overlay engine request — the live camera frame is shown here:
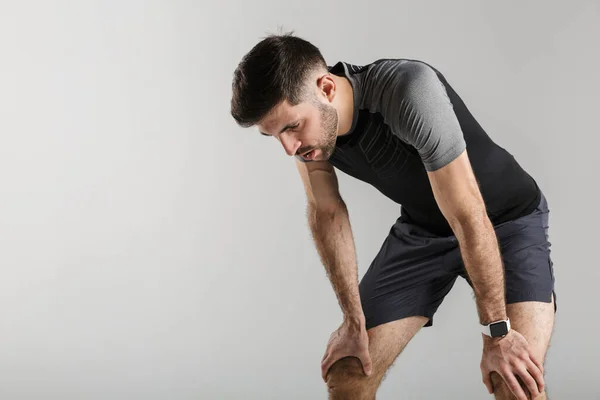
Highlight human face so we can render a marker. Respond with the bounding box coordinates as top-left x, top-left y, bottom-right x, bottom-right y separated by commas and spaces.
257, 96, 339, 162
